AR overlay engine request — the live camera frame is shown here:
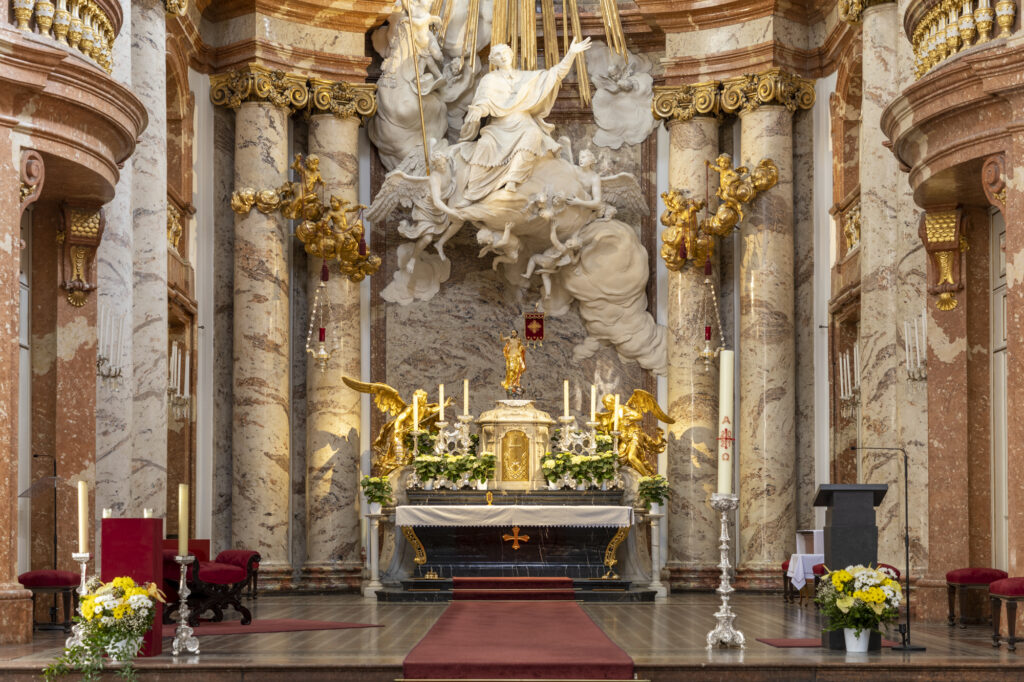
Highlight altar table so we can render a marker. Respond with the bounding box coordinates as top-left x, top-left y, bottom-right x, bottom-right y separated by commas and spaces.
396, 505, 634, 579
